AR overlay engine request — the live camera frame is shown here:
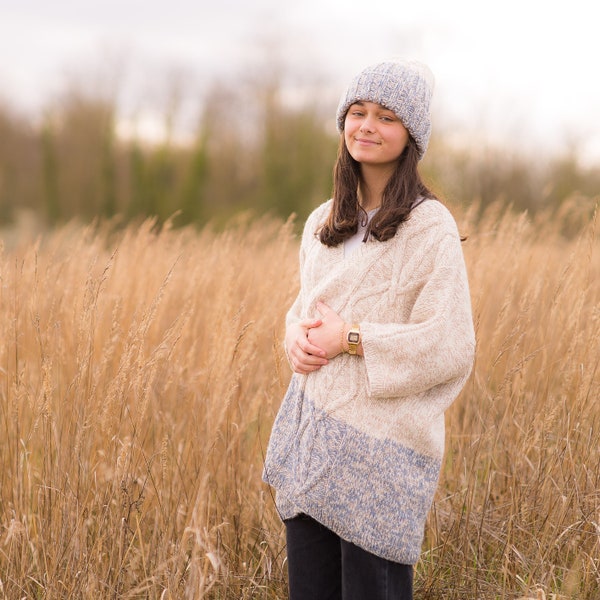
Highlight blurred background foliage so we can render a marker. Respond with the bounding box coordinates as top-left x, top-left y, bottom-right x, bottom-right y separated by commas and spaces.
0, 65, 598, 234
